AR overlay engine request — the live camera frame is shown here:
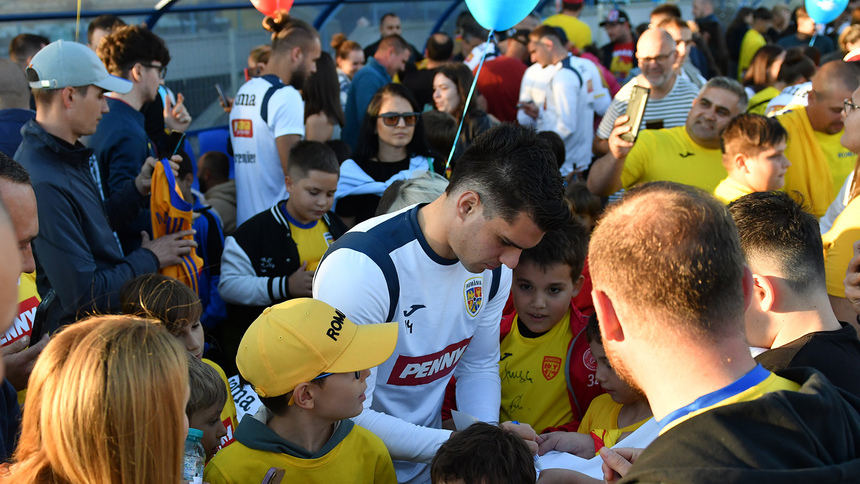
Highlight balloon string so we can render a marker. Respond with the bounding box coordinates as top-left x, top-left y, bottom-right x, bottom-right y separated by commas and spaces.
446, 30, 494, 171
75, 0, 82, 43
